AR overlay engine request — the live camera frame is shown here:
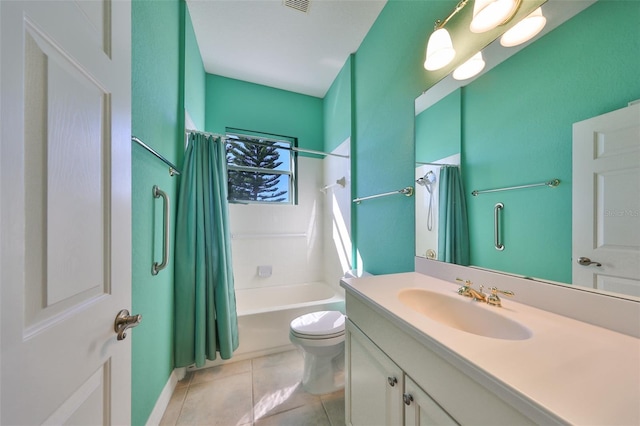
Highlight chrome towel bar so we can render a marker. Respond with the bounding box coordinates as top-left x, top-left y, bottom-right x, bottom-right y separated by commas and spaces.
152, 185, 170, 275
472, 178, 560, 196
132, 136, 181, 176
353, 186, 414, 204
